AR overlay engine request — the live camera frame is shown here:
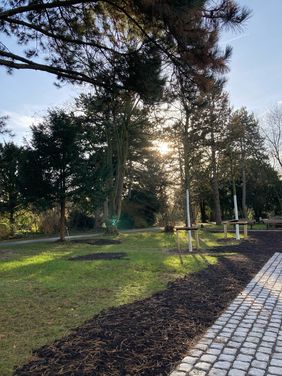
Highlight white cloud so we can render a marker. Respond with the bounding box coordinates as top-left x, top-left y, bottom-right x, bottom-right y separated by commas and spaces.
0, 110, 43, 144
